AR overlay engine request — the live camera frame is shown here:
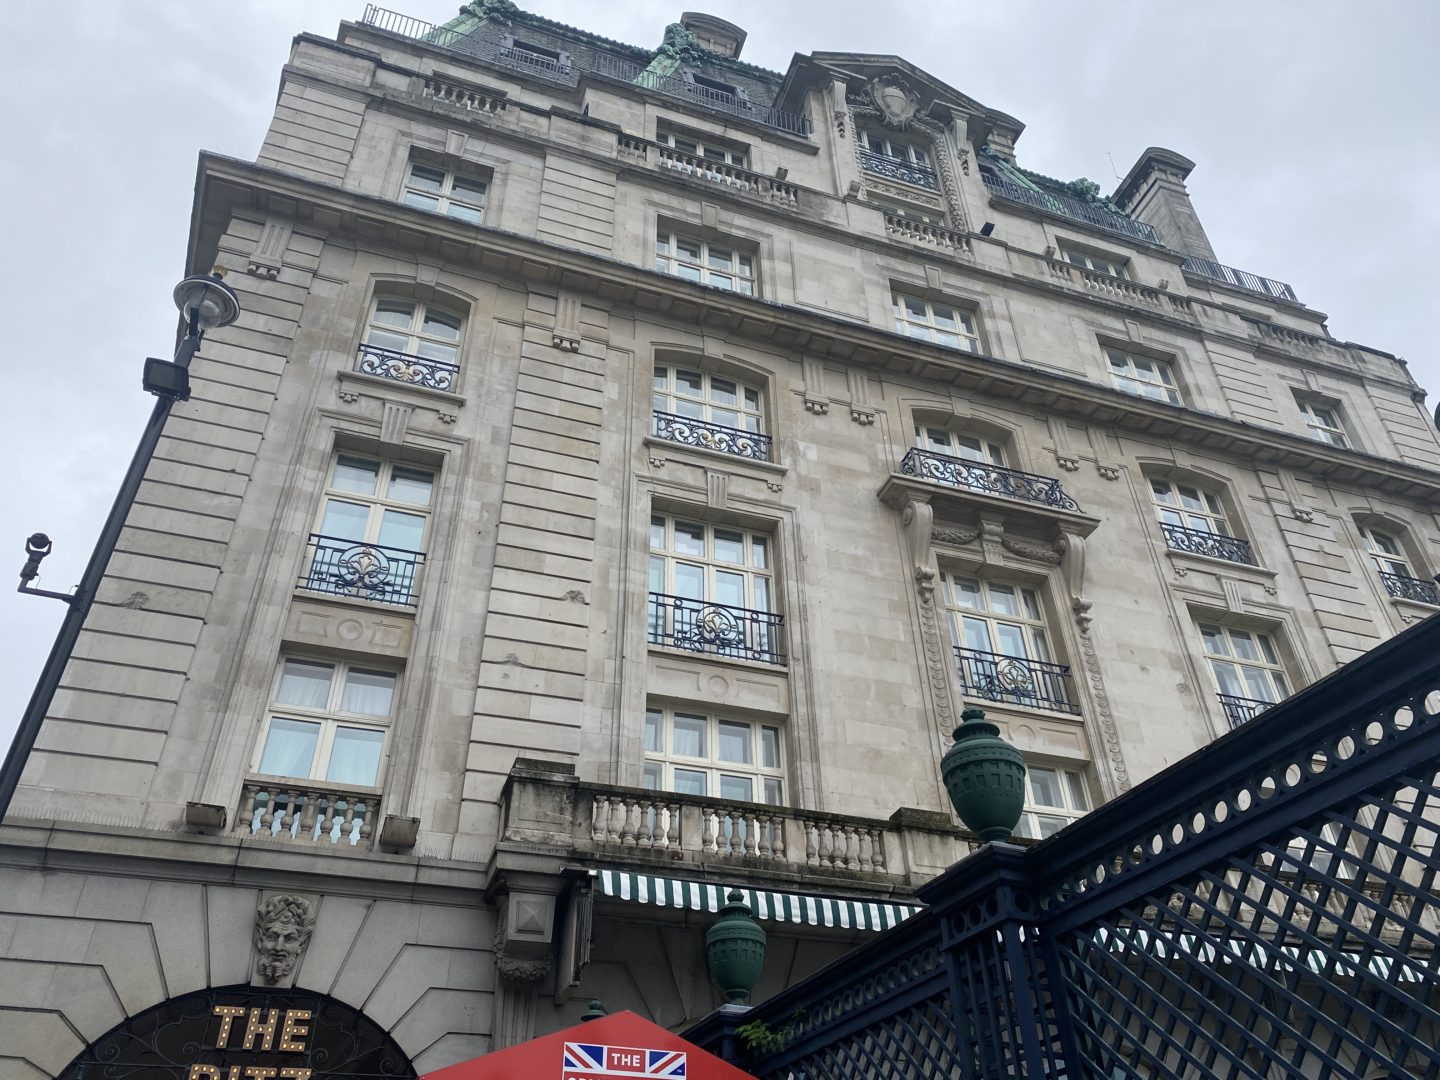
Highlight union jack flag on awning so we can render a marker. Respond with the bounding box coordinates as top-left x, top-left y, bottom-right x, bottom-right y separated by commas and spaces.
564, 1042, 687, 1077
